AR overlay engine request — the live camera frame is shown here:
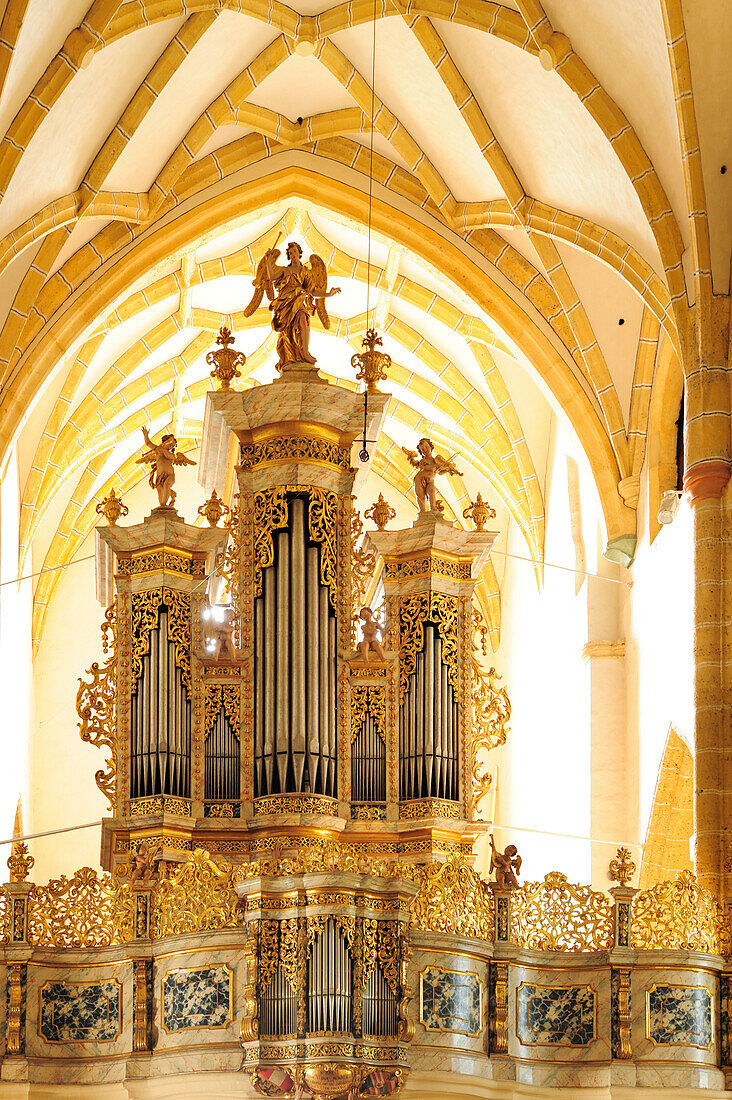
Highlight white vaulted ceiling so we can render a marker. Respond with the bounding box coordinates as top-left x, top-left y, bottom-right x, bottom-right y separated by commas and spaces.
0, 0, 725, 656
